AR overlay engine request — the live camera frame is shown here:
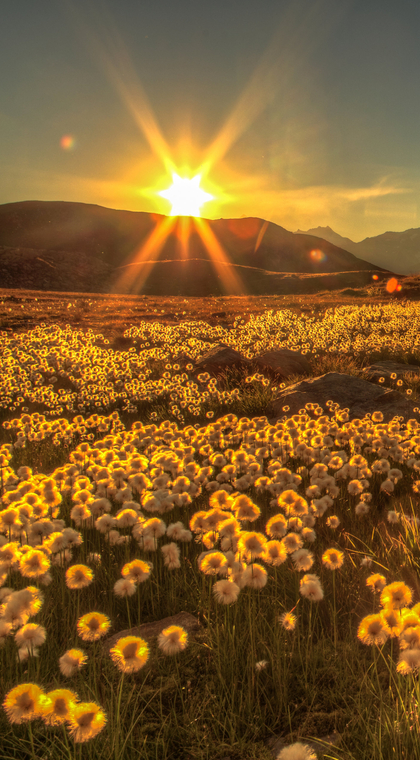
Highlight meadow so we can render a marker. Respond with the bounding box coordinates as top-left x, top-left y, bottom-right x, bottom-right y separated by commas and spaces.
4, 299, 420, 759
